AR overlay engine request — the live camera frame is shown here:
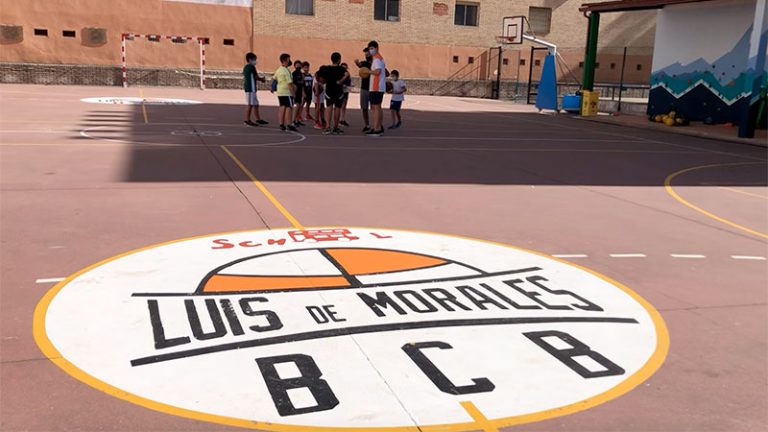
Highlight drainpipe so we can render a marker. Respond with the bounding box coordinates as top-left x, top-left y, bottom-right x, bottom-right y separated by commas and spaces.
582, 12, 600, 91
